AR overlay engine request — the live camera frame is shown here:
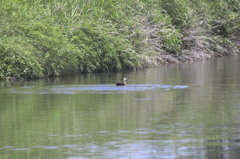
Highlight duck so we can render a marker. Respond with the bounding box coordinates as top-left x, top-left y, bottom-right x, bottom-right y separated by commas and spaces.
116, 77, 128, 86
